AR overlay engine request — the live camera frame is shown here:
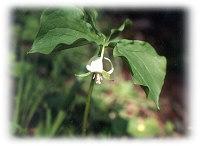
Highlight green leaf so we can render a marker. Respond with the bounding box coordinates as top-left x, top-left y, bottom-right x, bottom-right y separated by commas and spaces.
113, 39, 166, 109
51, 39, 90, 53
49, 110, 65, 136
83, 8, 101, 35
29, 7, 106, 54
108, 19, 132, 41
